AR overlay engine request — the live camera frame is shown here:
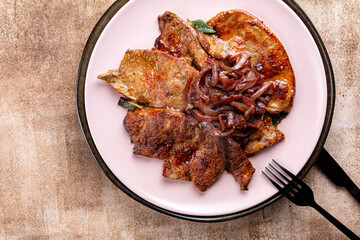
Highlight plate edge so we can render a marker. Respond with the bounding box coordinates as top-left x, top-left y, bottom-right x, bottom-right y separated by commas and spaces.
76, 0, 336, 222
